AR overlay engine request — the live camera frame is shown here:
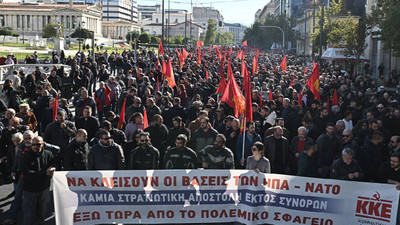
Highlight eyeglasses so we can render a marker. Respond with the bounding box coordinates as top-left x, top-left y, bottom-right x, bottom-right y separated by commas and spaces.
140, 139, 149, 143
342, 135, 350, 137
32, 143, 42, 146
